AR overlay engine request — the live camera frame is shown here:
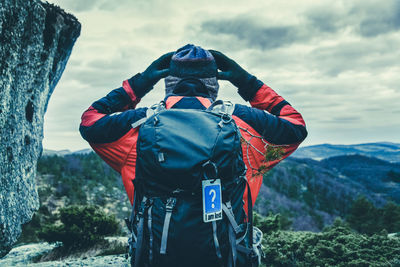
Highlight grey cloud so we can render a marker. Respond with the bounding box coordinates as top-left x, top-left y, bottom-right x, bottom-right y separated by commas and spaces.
308, 37, 400, 76
55, 0, 152, 12
332, 116, 360, 122
359, 17, 400, 37
53, 0, 170, 13
66, 54, 140, 89
362, 107, 384, 112
86, 58, 127, 71
98, 0, 175, 14
355, 1, 400, 37
184, 25, 246, 53
305, 9, 343, 34
280, 83, 346, 96
199, 8, 348, 51
199, 0, 400, 53
54, 0, 103, 12
305, 1, 400, 38
66, 69, 128, 88
200, 18, 305, 50
317, 117, 361, 124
